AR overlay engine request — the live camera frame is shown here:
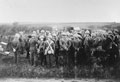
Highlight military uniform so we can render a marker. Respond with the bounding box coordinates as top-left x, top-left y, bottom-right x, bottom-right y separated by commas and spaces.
29, 37, 38, 65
